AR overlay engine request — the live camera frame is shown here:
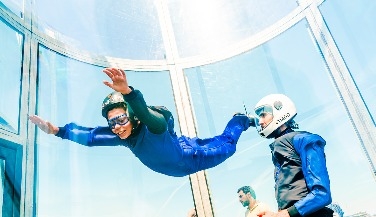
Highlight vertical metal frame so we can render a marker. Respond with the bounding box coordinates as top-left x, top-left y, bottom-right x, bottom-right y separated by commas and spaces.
301, 0, 376, 180
0, 2, 33, 217
155, 0, 214, 216
23, 37, 39, 217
